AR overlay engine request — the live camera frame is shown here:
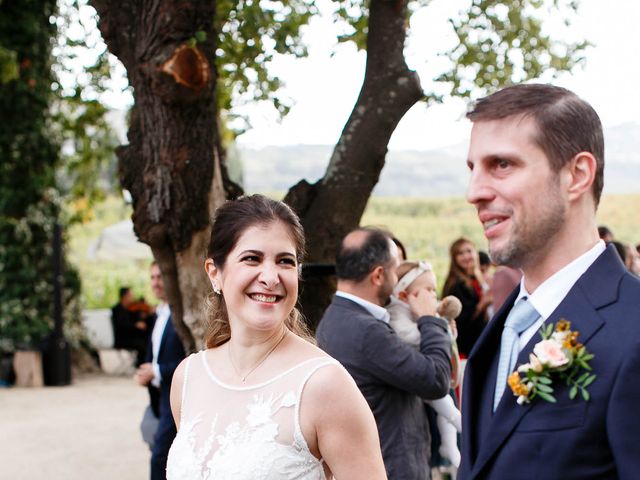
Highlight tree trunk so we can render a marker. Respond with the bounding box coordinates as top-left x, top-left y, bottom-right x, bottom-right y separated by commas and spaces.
285, 0, 423, 329
91, 0, 240, 351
